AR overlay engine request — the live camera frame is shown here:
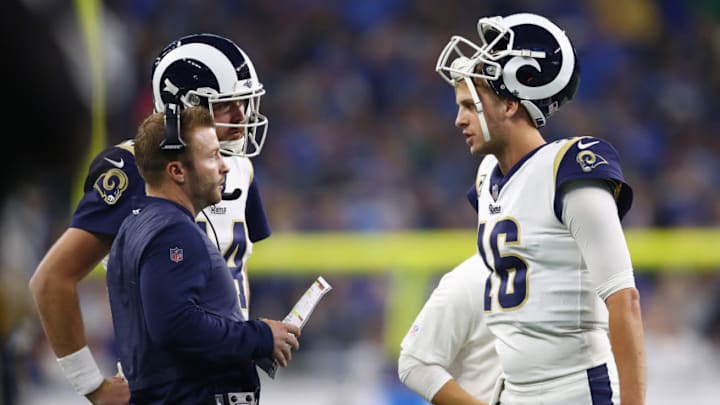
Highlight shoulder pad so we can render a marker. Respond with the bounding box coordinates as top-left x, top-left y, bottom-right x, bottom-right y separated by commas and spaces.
555, 137, 623, 184
83, 143, 140, 205
553, 137, 633, 220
